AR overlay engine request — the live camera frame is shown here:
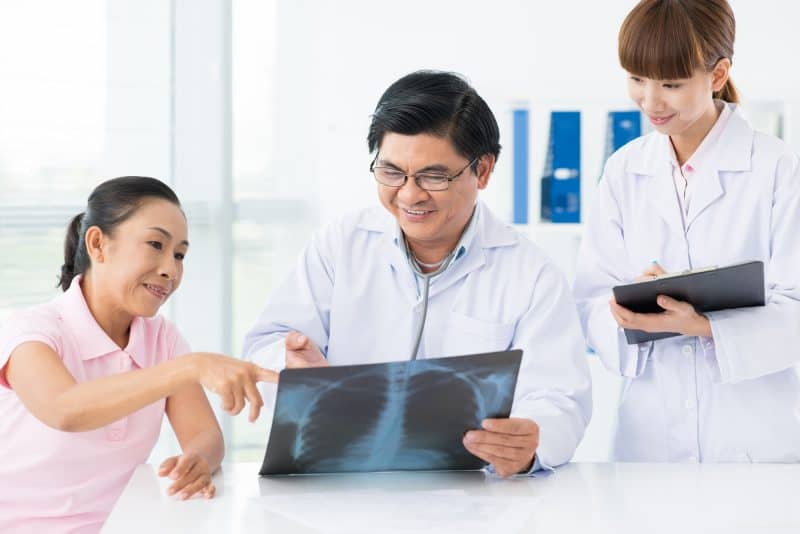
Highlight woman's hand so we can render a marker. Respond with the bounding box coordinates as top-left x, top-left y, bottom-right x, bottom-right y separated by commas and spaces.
188, 353, 278, 422
609, 295, 712, 337
158, 452, 215, 500
634, 260, 666, 282
611, 262, 713, 337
